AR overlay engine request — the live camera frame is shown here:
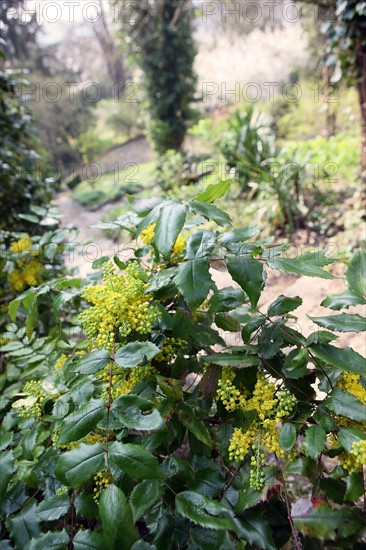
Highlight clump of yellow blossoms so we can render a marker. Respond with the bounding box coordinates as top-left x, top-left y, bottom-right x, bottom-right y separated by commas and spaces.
219, 370, 297, 490
8, 235, 42, 291
155, 337, 187, 363
337, 373, 366, 404
93, 470, 112, 502
140, 223, 186, 255
99, 362, 156, 401
338, 439, 366, 472
55, 354, 67, 370
12, 381, 45, 419
10, 234, 32, 253
80, 261, 158, 351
